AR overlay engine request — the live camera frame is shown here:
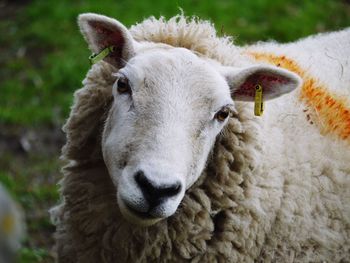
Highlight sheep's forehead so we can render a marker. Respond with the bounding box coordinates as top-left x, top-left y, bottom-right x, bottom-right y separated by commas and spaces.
123, 47, 232, 112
